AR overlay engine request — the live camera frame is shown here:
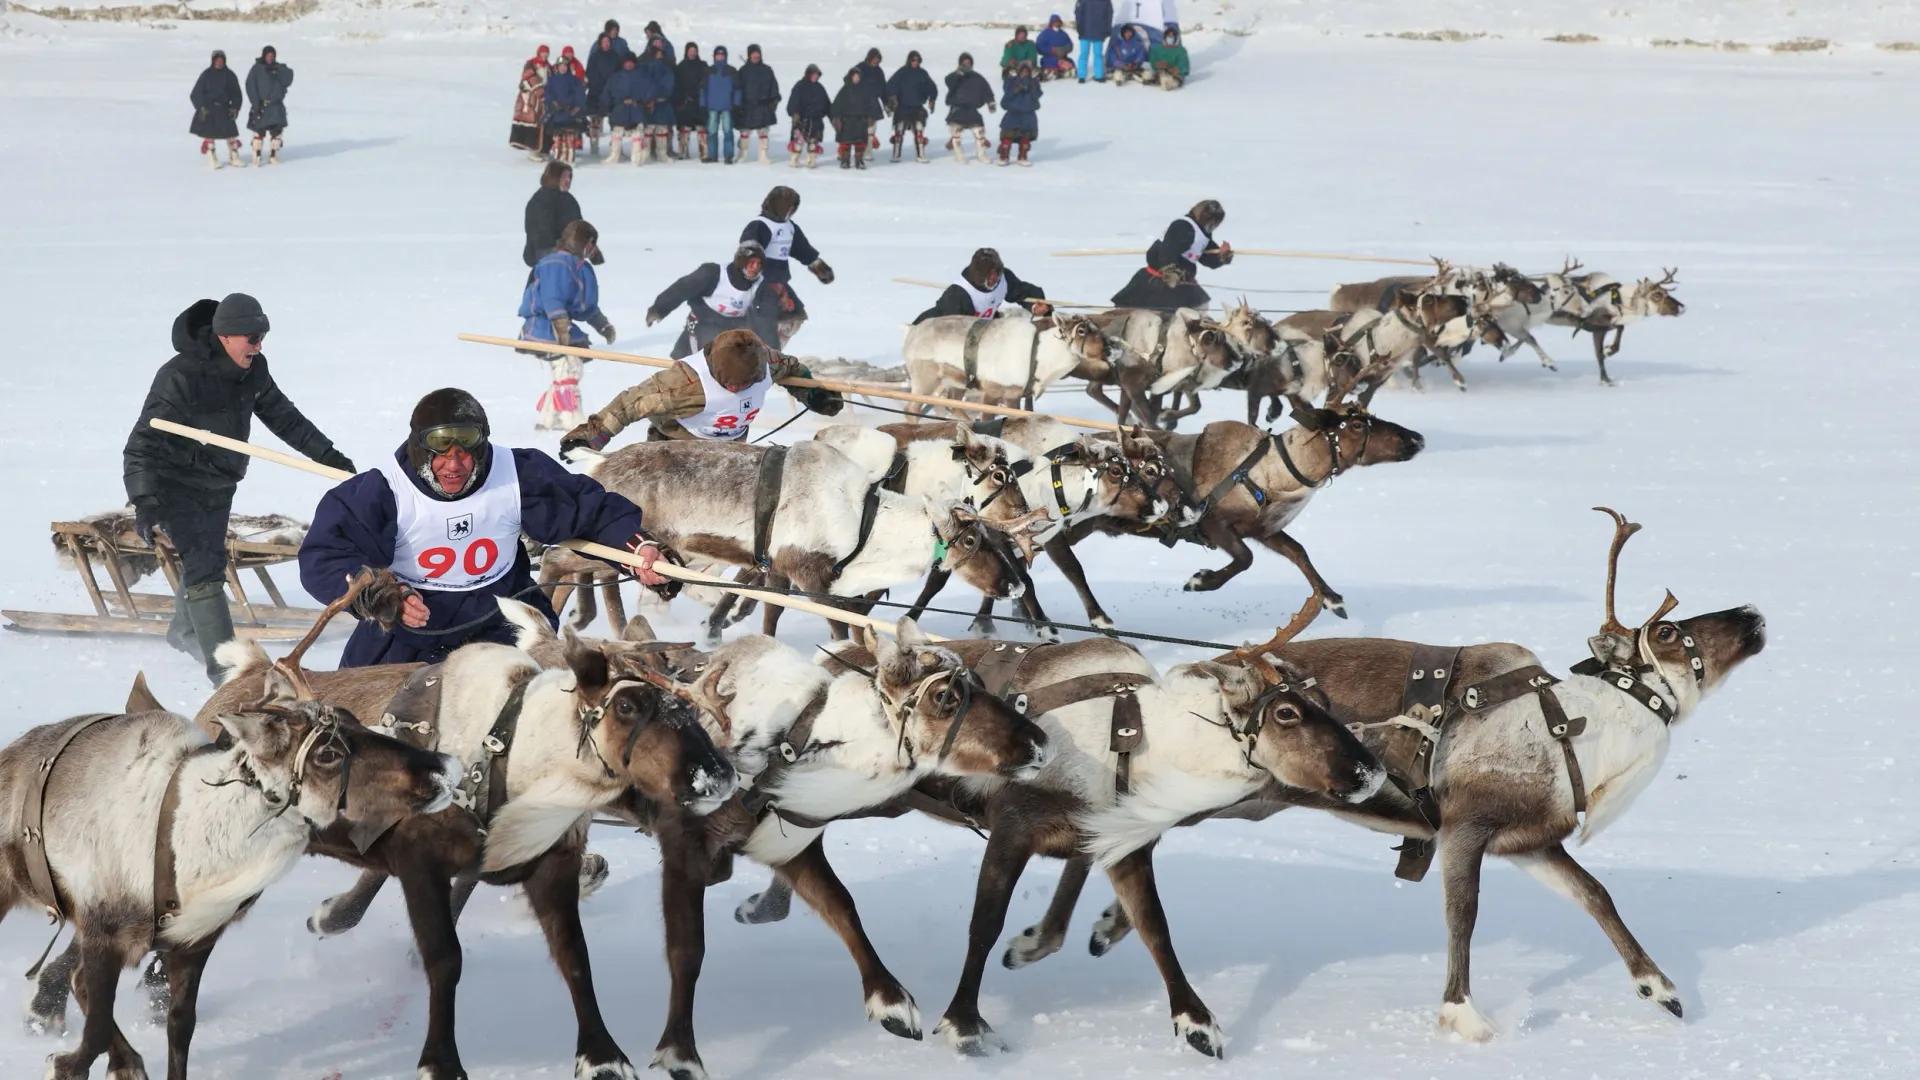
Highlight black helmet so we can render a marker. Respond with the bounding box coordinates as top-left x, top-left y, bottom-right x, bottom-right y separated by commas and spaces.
406, 388, 491, 495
